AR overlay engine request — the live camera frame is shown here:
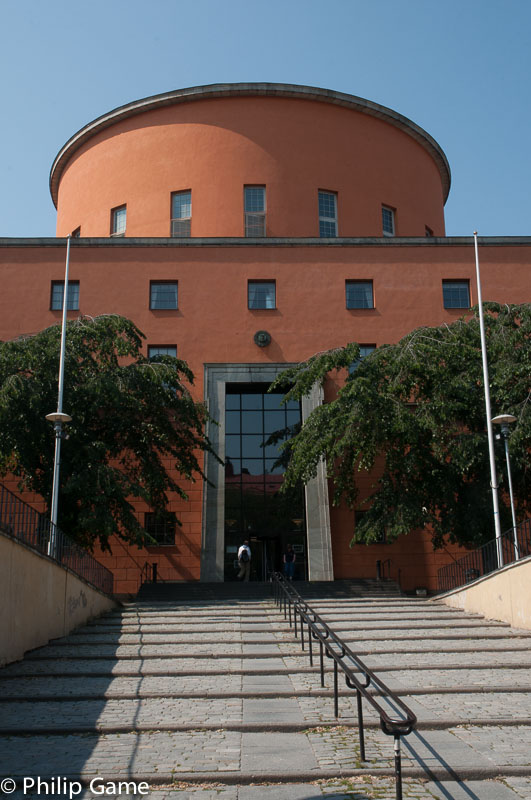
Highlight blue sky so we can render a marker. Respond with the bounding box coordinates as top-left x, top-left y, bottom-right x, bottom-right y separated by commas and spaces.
1, 0, 529, 237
